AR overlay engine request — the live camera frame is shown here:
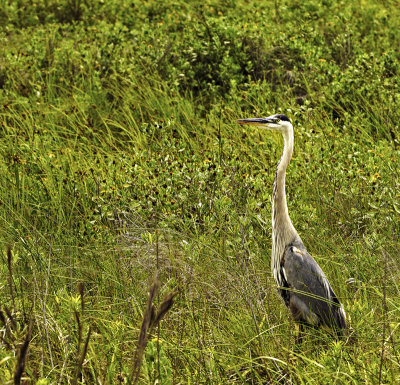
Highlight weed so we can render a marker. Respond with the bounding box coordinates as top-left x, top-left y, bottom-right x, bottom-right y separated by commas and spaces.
131, 274, 177, 384
0, 0, 400, 383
